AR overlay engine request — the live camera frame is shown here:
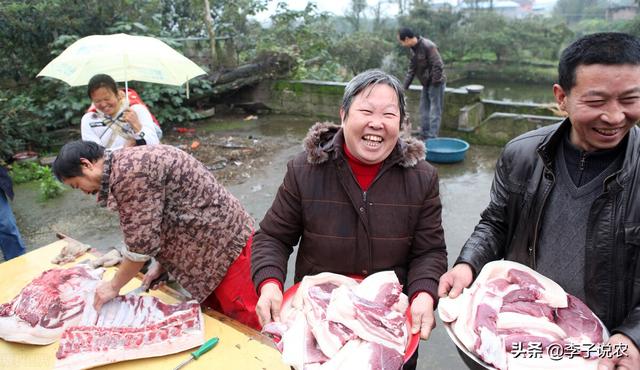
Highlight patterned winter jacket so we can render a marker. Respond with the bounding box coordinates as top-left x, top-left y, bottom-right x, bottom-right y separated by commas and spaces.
251, 122, 448, 302
97, 144, 253, 302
